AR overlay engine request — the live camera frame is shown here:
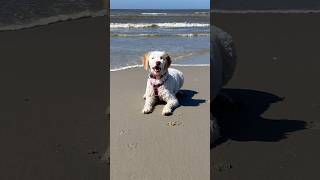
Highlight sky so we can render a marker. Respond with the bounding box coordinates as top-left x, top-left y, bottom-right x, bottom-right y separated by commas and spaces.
110, 0, 210, 9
